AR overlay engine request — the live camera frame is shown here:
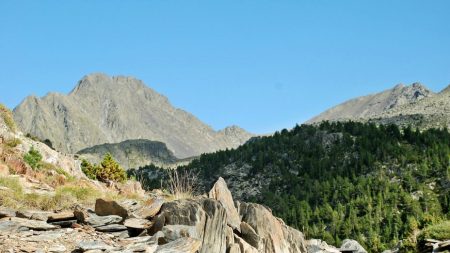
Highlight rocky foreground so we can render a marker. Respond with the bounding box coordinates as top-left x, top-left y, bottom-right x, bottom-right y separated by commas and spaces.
0, 178, 366, 253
